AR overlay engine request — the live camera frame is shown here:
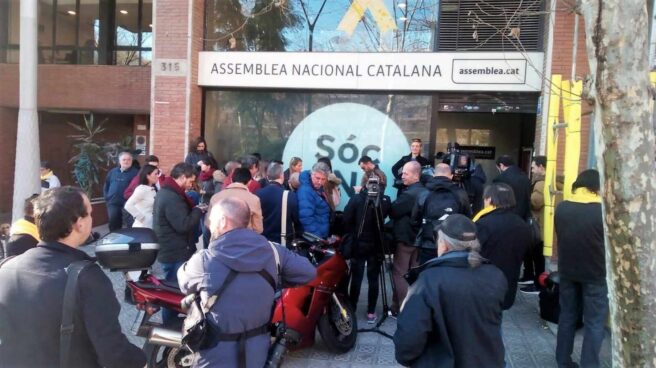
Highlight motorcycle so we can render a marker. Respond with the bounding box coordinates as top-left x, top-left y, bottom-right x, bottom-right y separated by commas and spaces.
118, 232, 356, 368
